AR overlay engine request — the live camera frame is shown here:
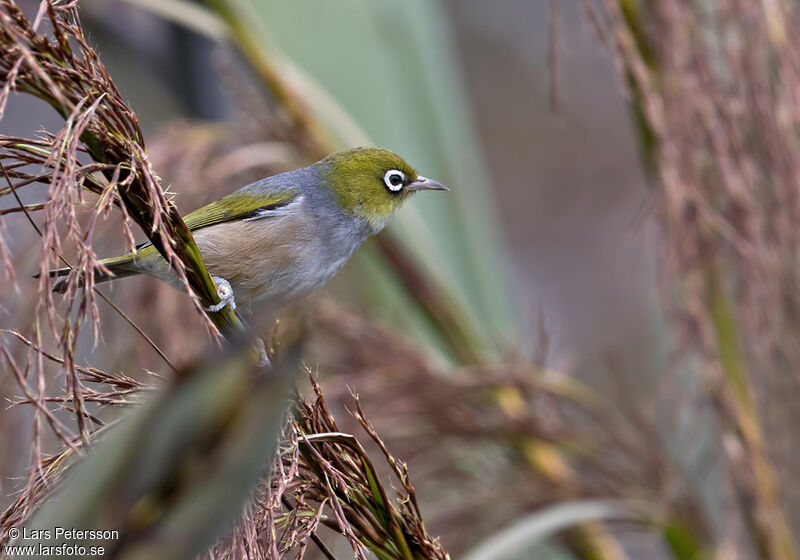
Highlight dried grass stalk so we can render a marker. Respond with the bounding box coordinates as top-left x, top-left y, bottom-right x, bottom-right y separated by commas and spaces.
597, 0, 800, 557
205, 374, 450, 560
0, 0, 242, 336
0, 0, 241, 538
